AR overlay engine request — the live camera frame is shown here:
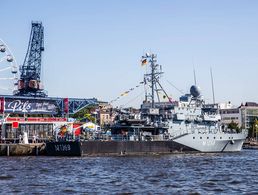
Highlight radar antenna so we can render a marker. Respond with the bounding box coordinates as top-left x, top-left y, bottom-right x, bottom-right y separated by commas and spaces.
14, 21, 46, 97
